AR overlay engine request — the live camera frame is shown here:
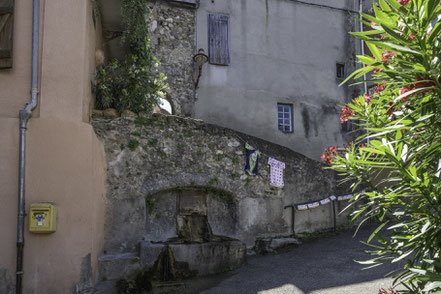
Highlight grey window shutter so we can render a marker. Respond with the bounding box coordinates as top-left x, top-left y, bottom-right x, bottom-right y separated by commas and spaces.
208, 13, 229, 65
0, 0, 13, 69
